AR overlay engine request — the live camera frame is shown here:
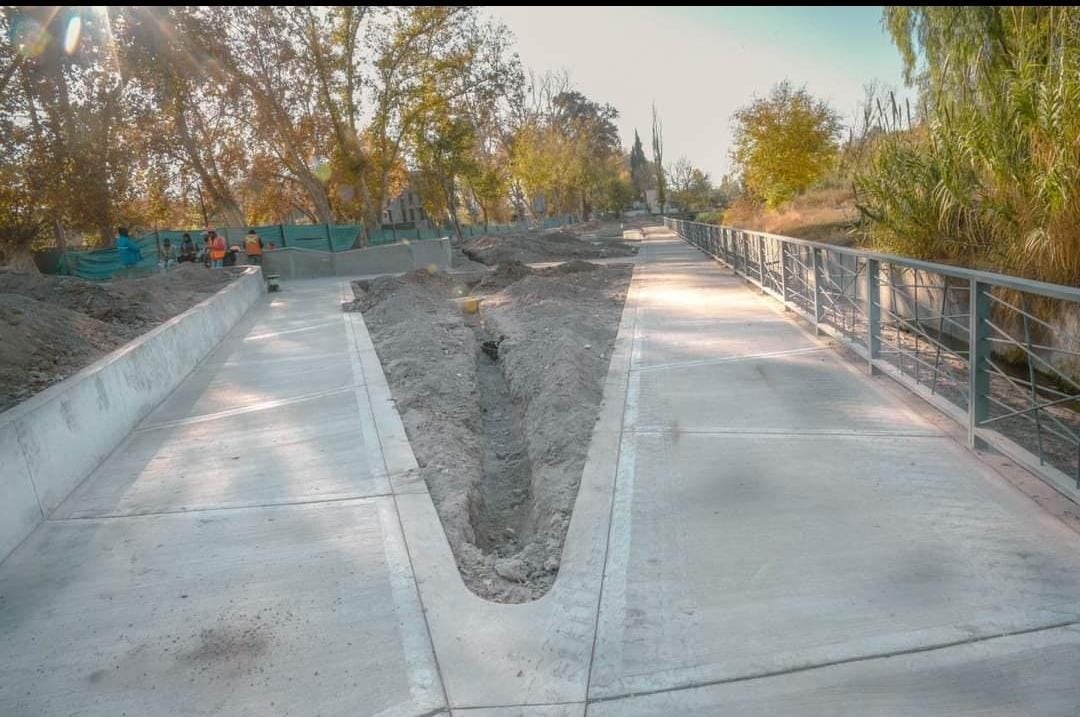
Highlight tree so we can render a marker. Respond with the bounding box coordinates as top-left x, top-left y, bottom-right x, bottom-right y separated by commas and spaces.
212, 6, 336, 224
0, 6, 649, 261
651, 103, 665, 212
595, 154, 634, 216
368, 8, 518, 232
630, 127, 643, 199
711, 174, 742, 210
507, 75, 627, 220
668, 157, 713, 212
127, 6, 248, 228
731, 81, 842, 209
551, 90, 621, 218
5, 6, 148, 245
858, 6, 1080, 283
